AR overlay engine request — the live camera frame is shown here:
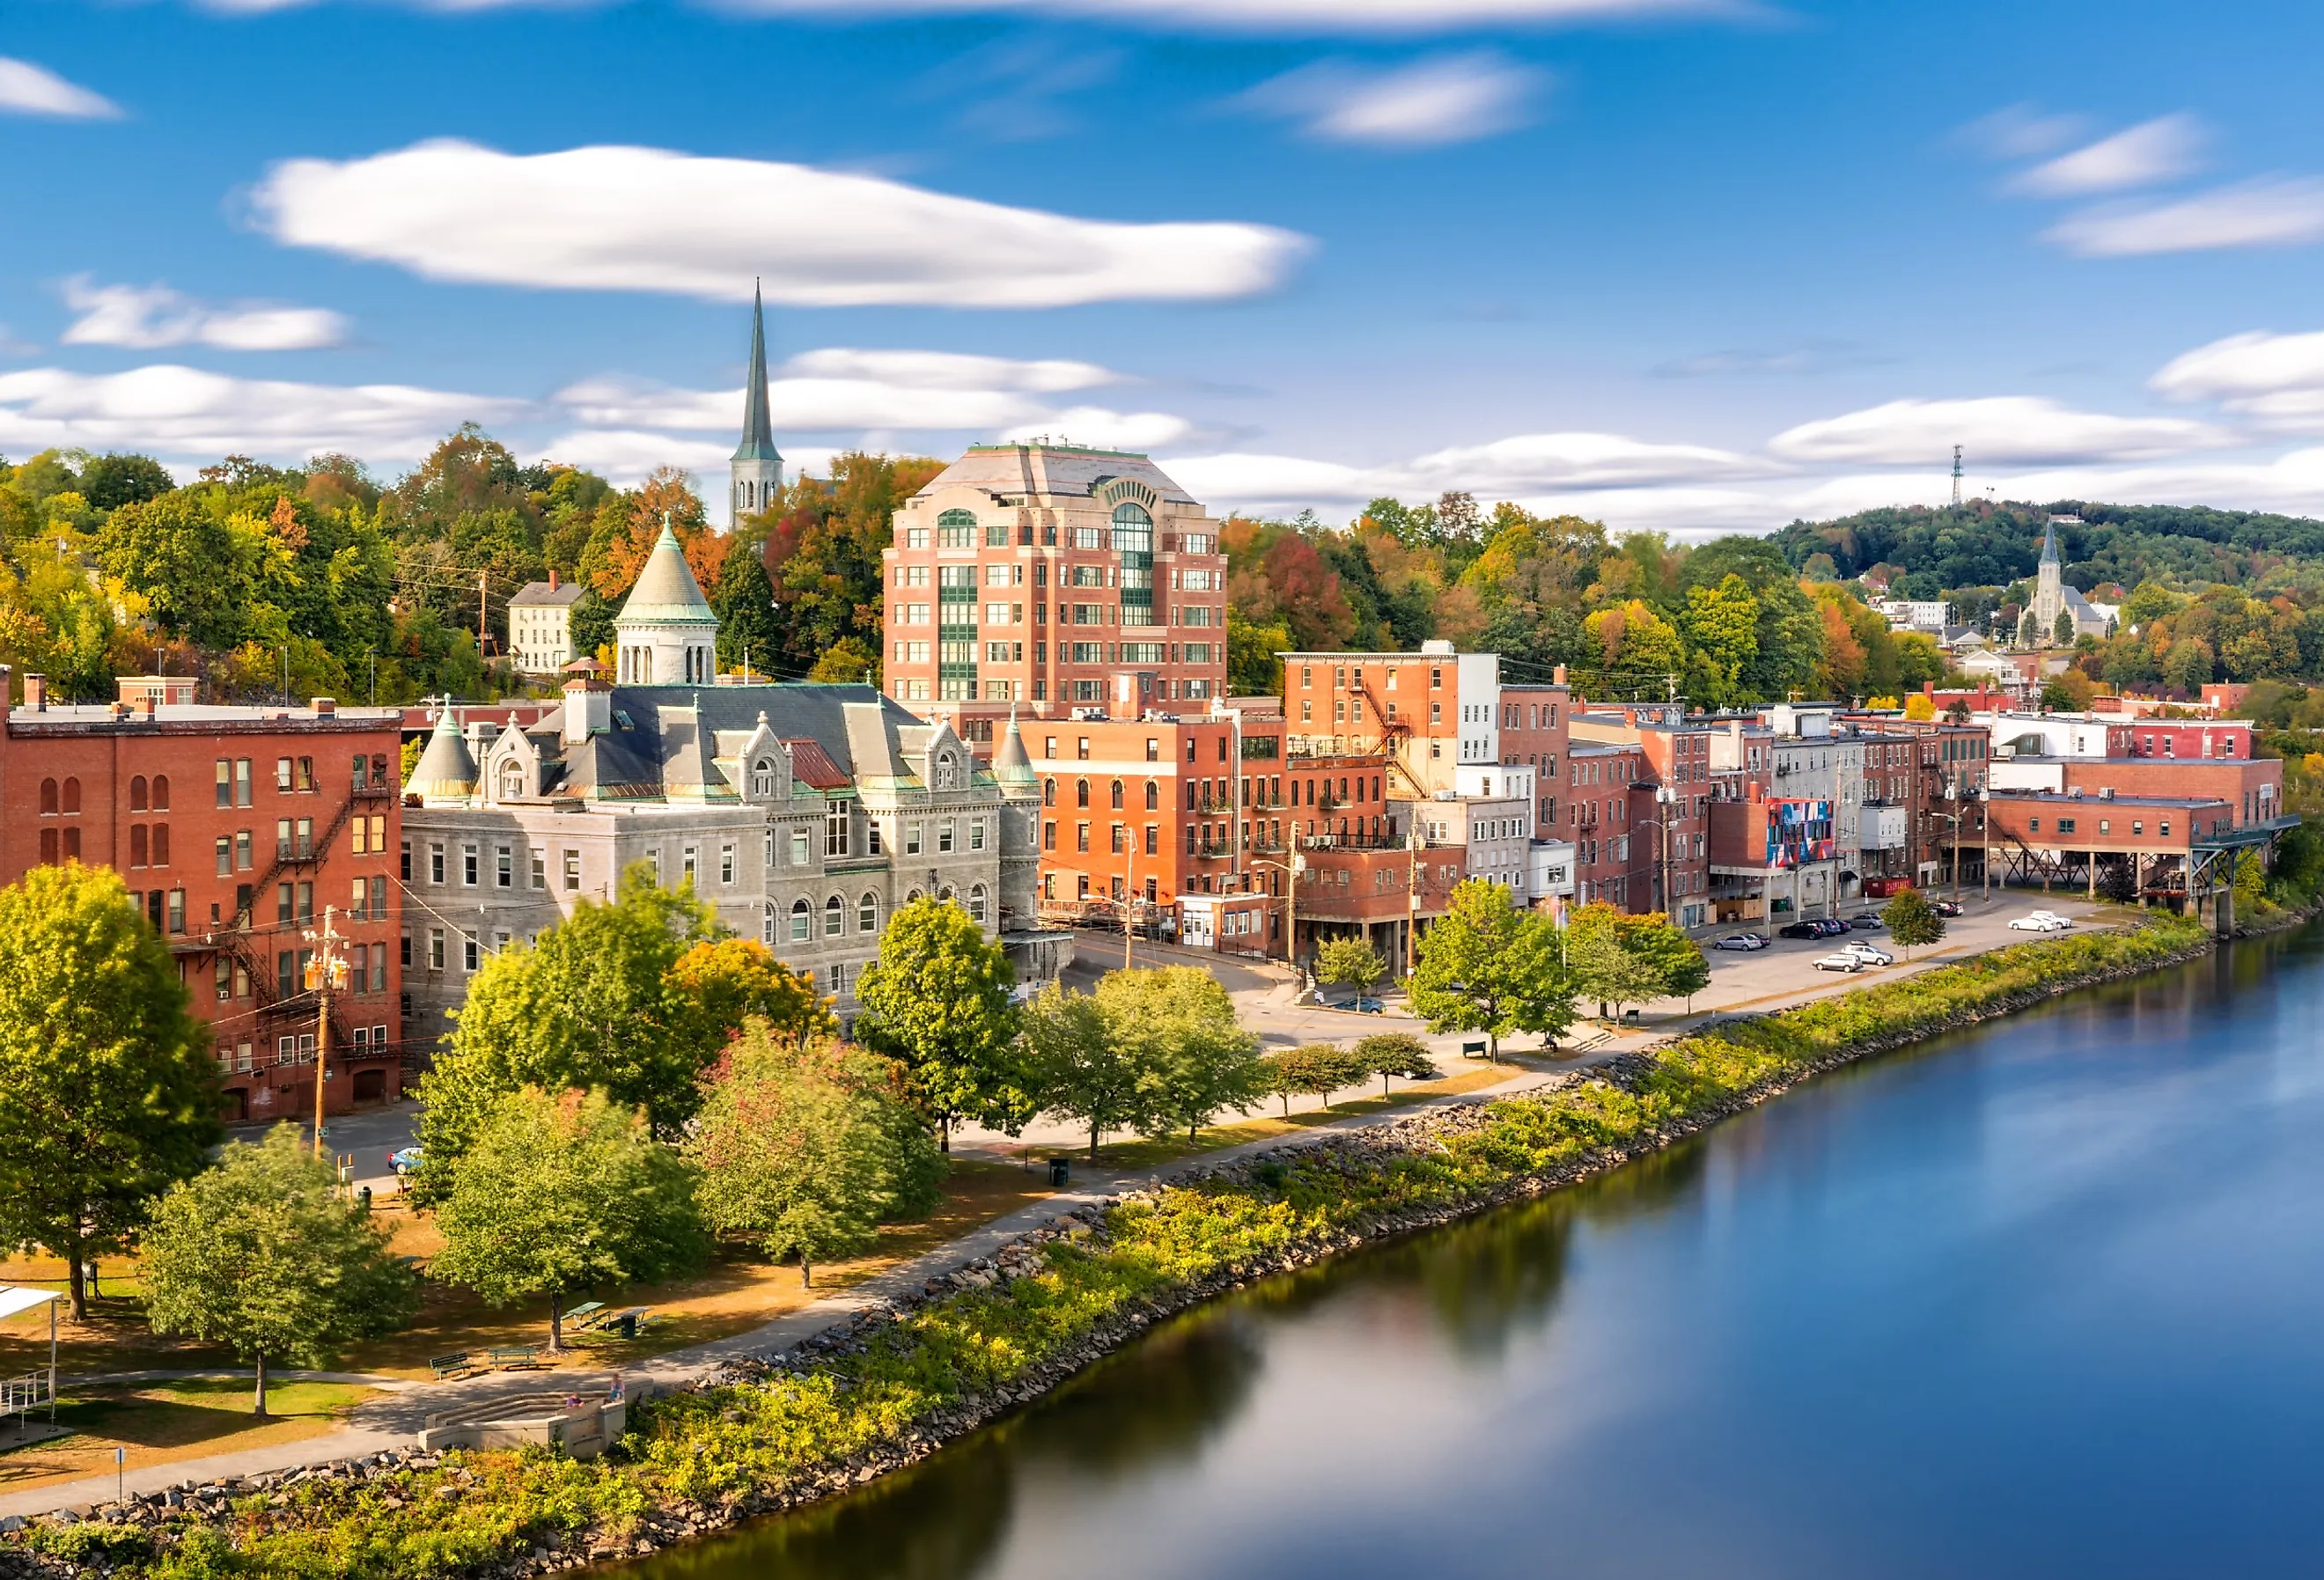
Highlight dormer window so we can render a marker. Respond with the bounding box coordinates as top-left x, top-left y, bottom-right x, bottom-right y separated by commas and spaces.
753, 759, 776, 797
498, 763, 525, 801
933, 753, 957, 790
